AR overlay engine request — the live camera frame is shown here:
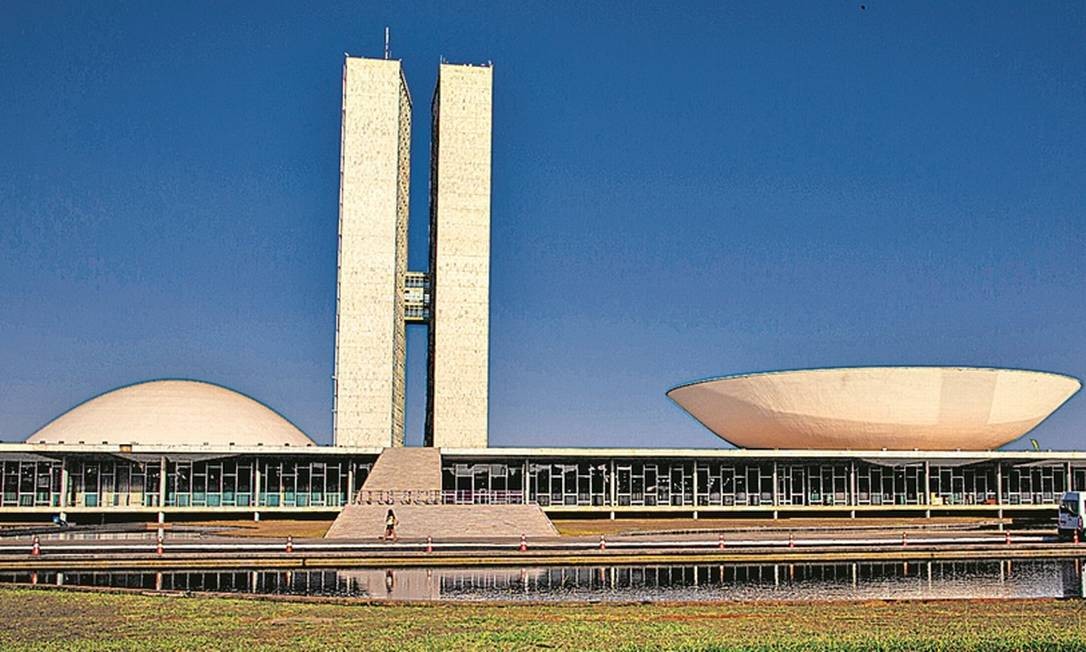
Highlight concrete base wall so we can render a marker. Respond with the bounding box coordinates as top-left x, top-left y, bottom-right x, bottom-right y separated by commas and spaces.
325, 504, 557, 539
